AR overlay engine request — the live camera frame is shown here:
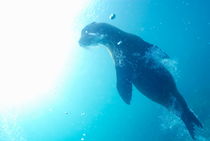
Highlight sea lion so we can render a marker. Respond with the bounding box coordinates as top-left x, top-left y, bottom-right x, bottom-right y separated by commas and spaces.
78, 22, 203, 139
